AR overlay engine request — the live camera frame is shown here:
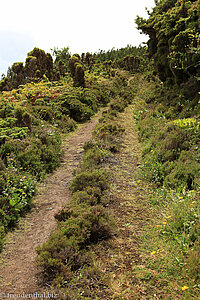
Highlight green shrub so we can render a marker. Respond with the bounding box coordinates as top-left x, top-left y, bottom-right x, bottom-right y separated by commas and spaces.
54, 116, 77, 133
74, 63, 85, 87
110, 98, 127, 112
37, 205, 114, 282
164, 156, 200, 190
17, 137, 61, 178
33, 106, 55, 122
153, 125, 189, 163
69, 56, 85, 87
70, 189, 101, 206
70, 169, 109, 194
68, 56, 79, 78
78, 88, 98, 112
81, 147, 111, 170
0, 225, 5, 252
0, 165, 36, 229
58, 93, 93, 122
92, 84, 110, 106
93, 122, 125, 152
